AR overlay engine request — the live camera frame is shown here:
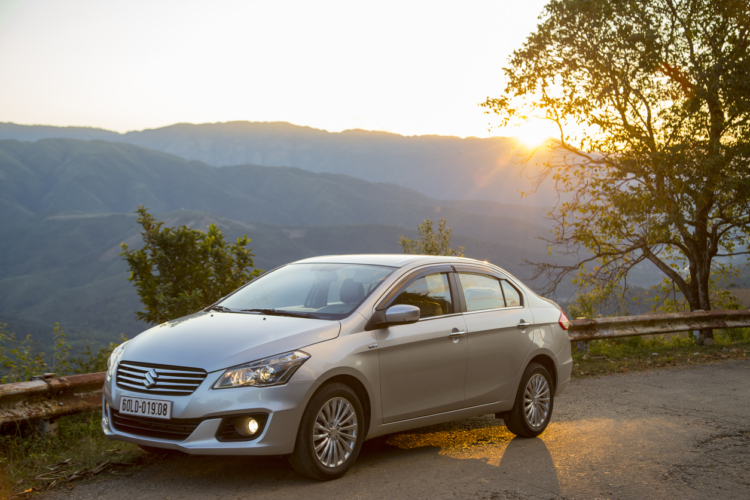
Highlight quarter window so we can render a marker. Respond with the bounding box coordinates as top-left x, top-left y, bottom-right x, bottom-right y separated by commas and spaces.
501, 280, 523, 307
390, 273, 453, 319
458, 273, 505, 312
